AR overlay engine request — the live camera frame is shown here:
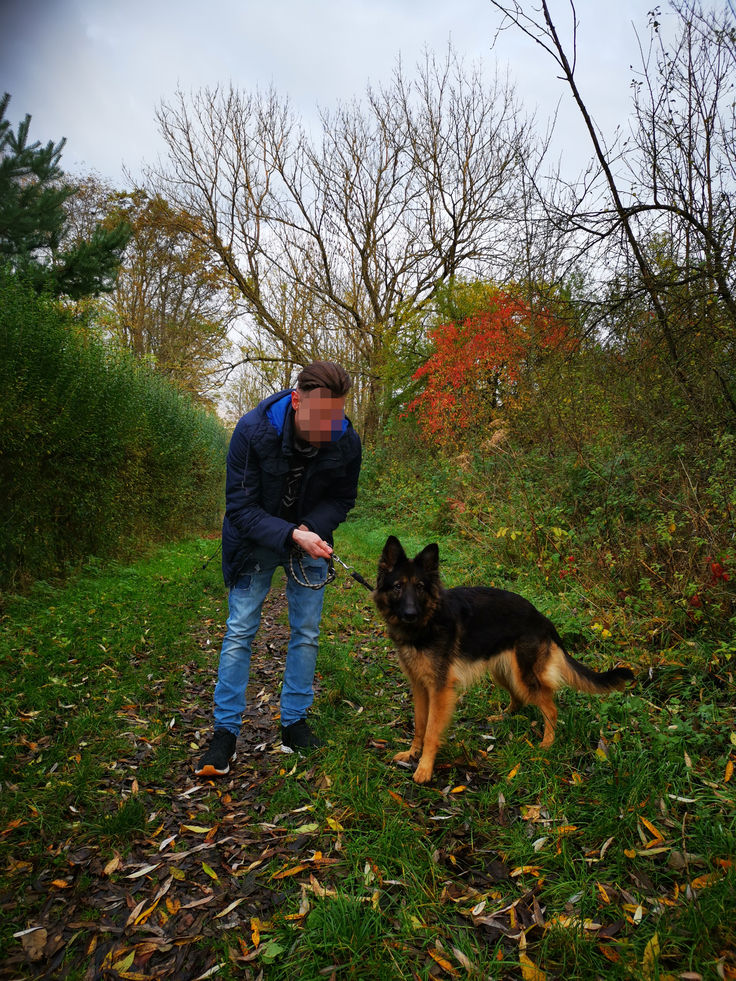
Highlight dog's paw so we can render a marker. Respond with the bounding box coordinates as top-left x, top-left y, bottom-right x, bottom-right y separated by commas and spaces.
413, 762, 434, 784
393, 749, 419, 764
